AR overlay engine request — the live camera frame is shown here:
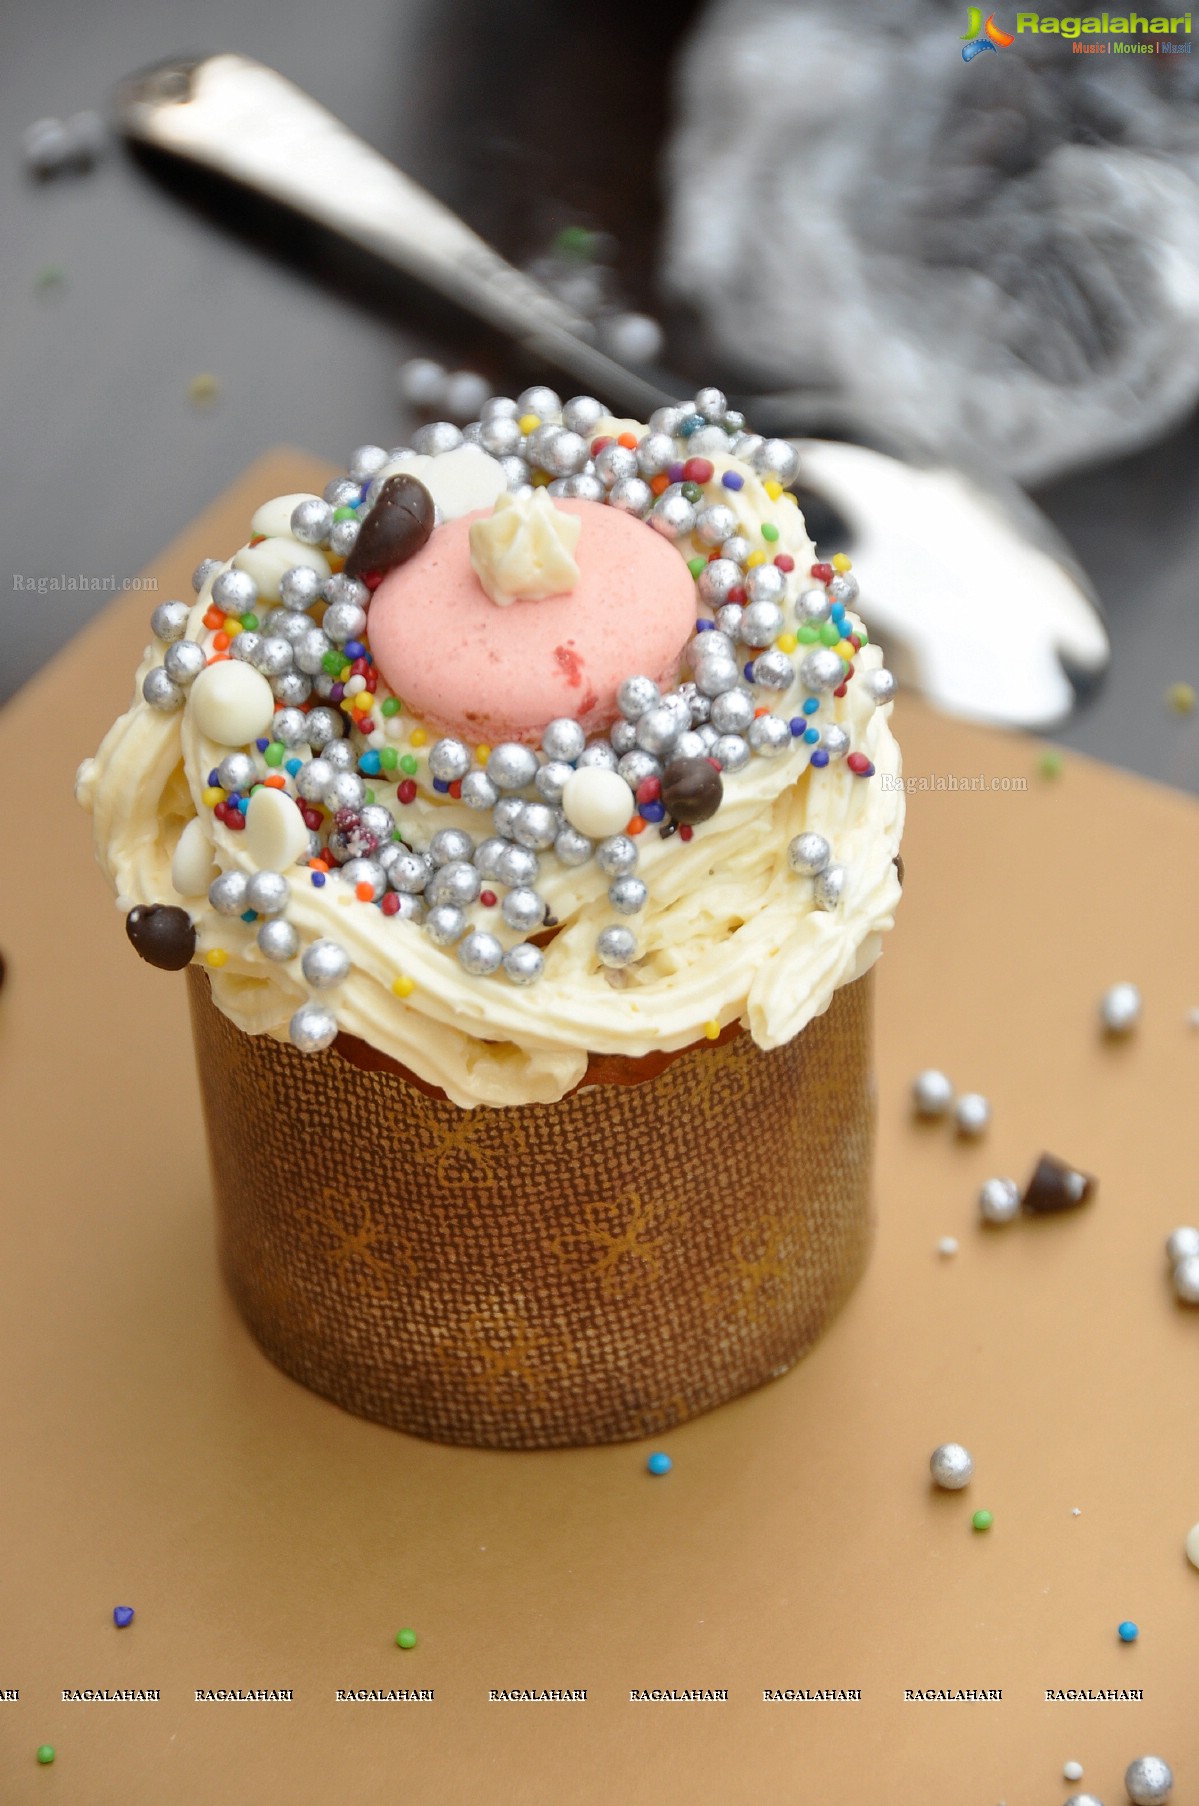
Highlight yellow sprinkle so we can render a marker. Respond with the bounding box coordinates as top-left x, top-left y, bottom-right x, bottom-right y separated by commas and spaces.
202, 785, 225, 807
205, 948, 228, 969
338, 665, 351, 683
352, 692, 371, 713
745, 550, 766, 568
188, 372, 220, 406
409, 729, 427, 748
703, 1020, 721, 1041
763, 479, 783, 499
1166, 681, 1196, 715
832, 552, 853, 573
392, 975, 415, 998
776, 632, 797, 653
222, 616, 242, 635
836, 639, 855, 661
531, 470, 551, 486
518, 413, 540, 434
475, 744, 492, 764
